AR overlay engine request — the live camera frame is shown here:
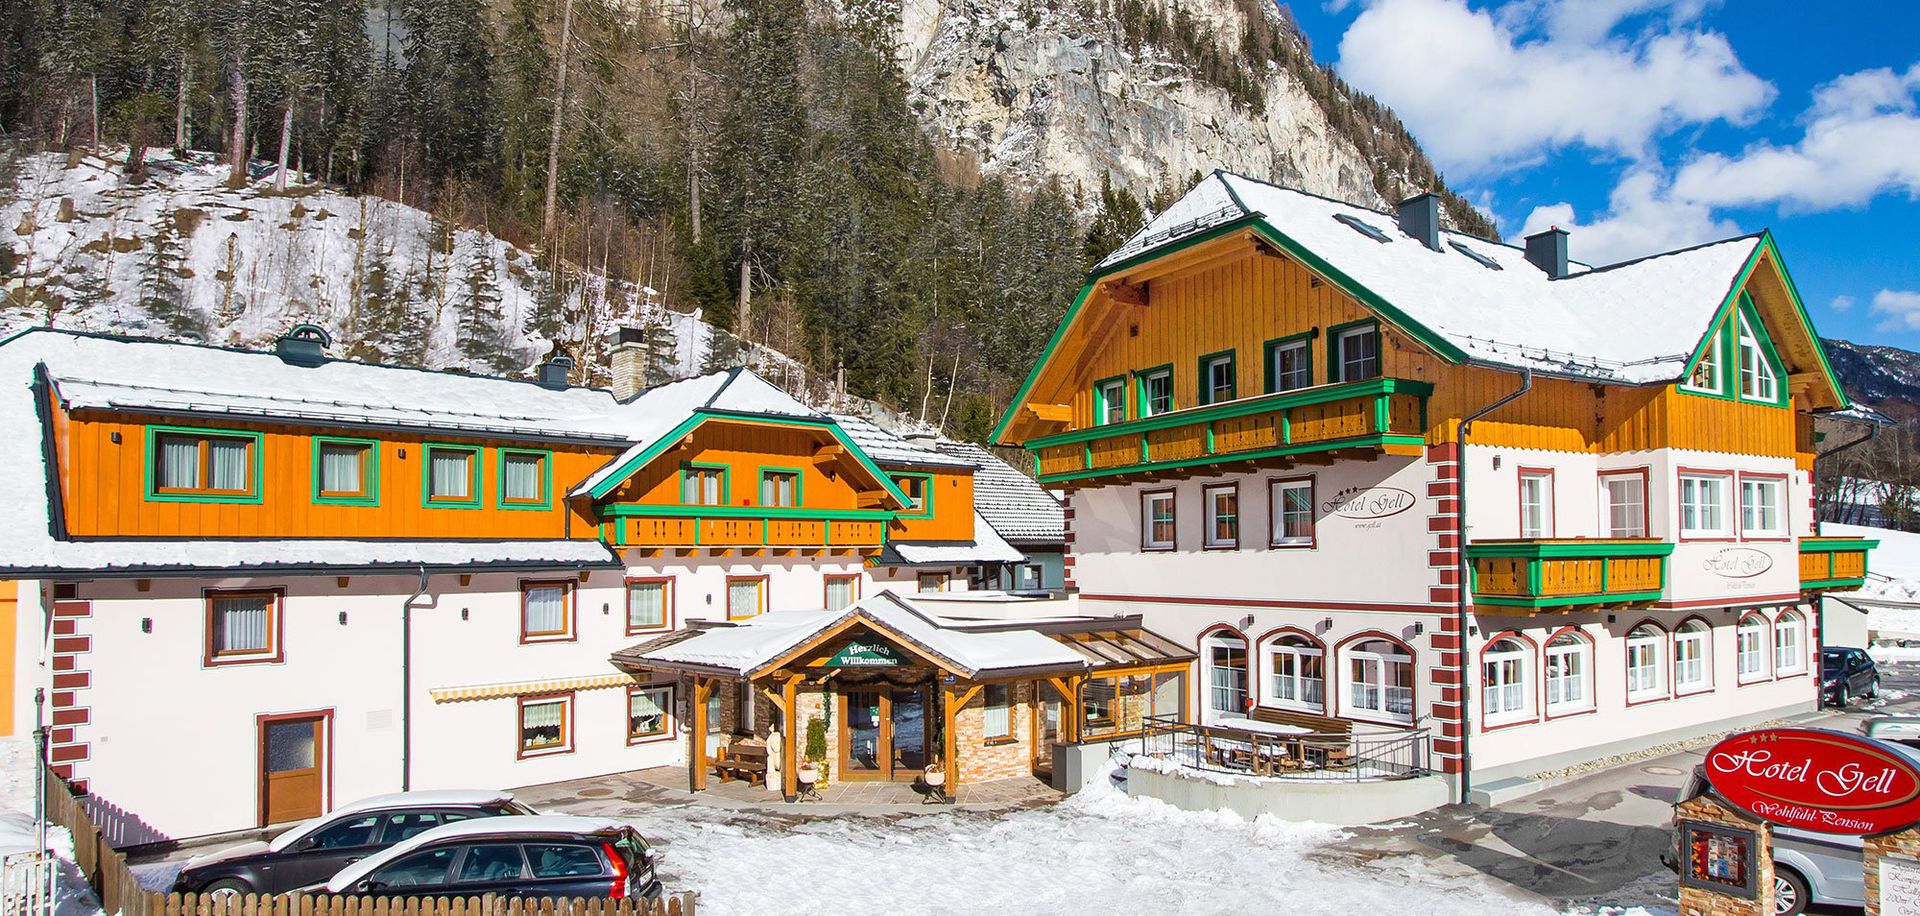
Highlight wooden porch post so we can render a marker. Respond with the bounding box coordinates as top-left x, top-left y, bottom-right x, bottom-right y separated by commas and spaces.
781, 675, 801, 801
689, 676, 712, 792
942, 682, 984, 796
